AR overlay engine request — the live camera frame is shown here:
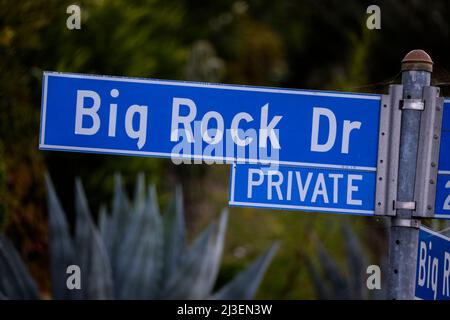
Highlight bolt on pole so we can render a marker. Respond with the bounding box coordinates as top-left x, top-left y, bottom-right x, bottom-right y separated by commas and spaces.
387, 50, 433, 300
